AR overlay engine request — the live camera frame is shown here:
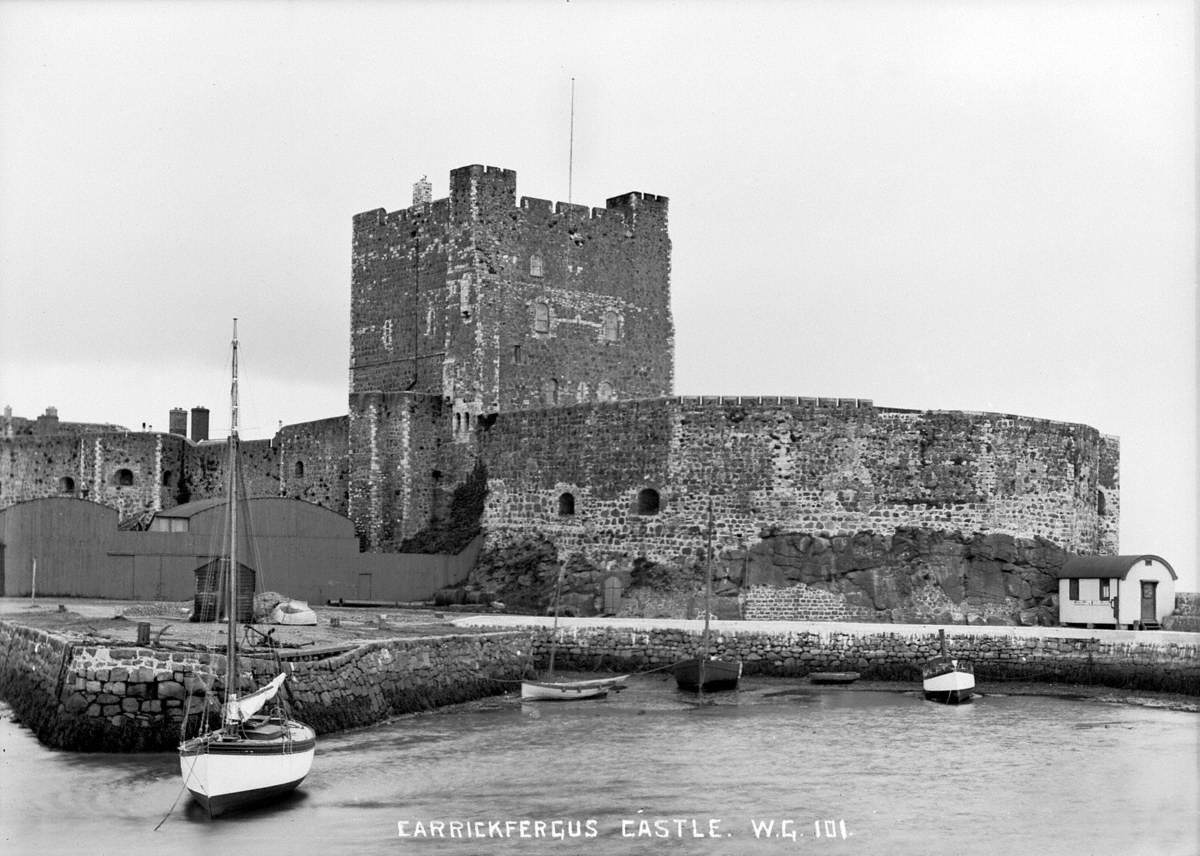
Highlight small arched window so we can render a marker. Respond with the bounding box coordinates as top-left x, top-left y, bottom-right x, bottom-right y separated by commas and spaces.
59, 476, 75, 493
558, 492, 576, 516
161, 470, 172, 486
115, 468, 134, 487
294, 460, 305, 478
597, 381, 615, 402
636, 488, 660, 515
1097, 490, 1106, 517
534, 302, 550, 334
530, 254, 544, 277
601, 310, 620, 341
